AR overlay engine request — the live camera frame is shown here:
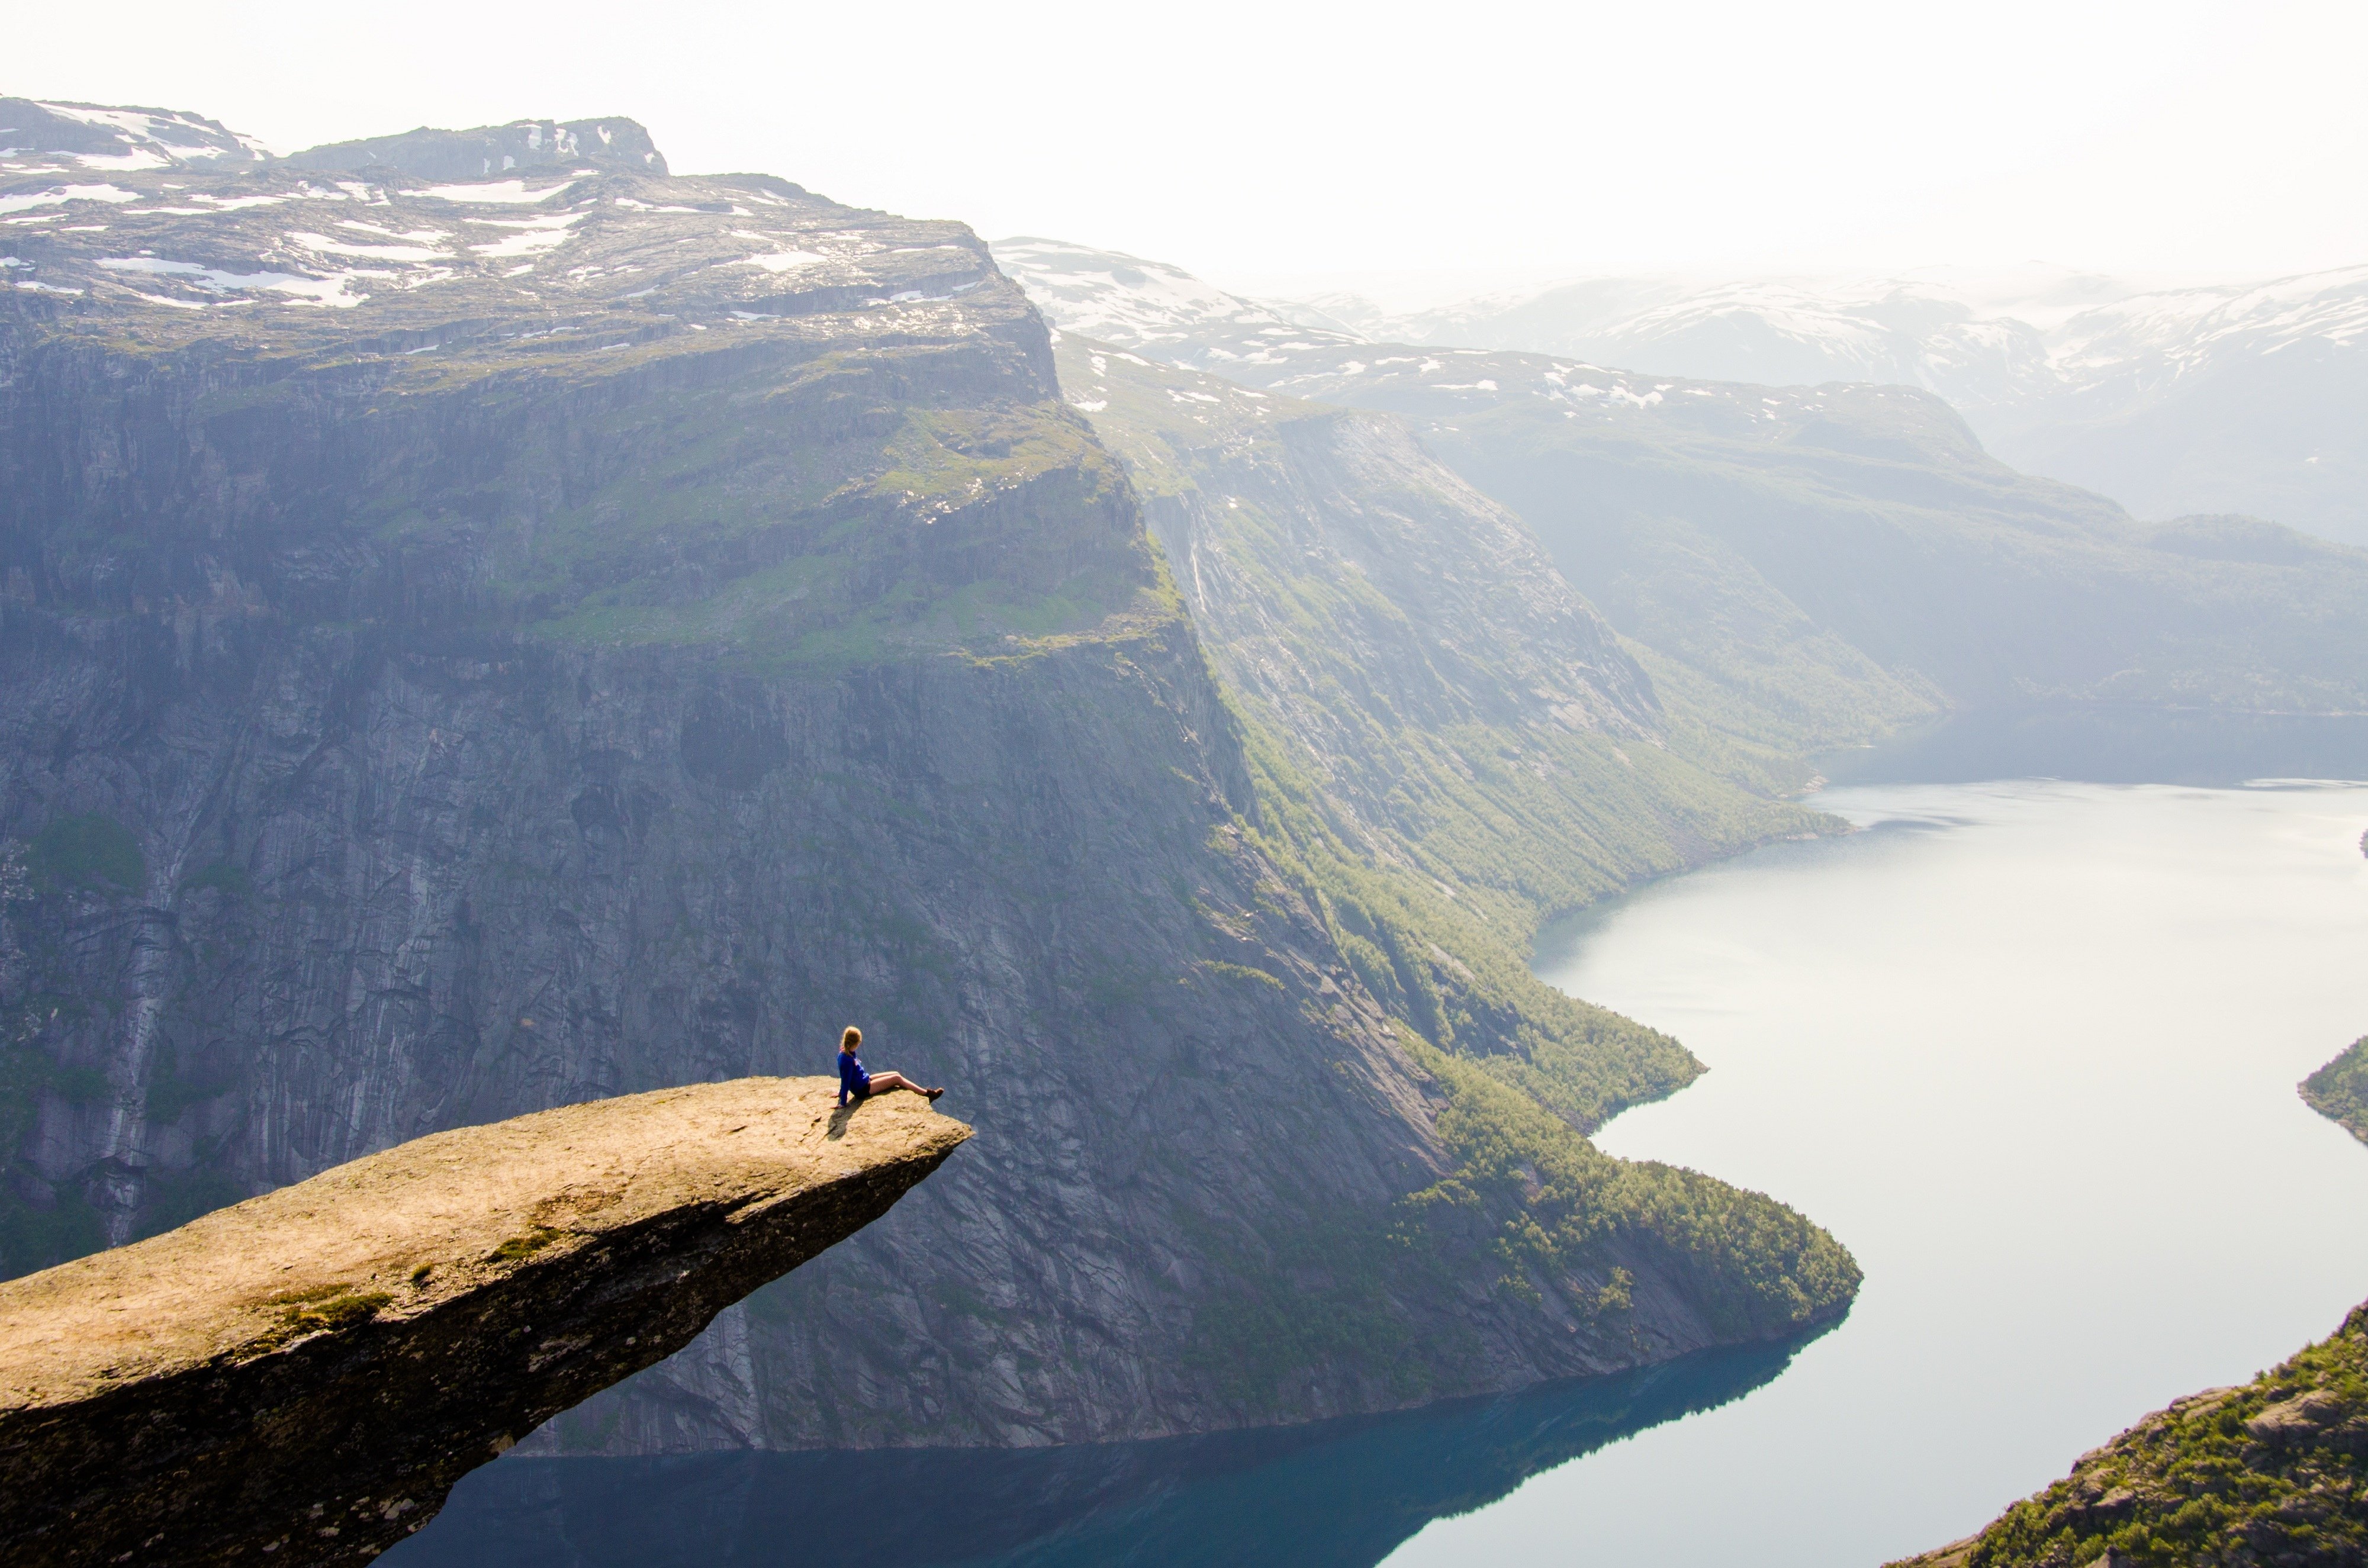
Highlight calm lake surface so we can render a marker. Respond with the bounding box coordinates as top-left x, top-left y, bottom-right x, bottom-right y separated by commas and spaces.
398, 776, 2368, 1568
1394, 778, 2368, 1567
